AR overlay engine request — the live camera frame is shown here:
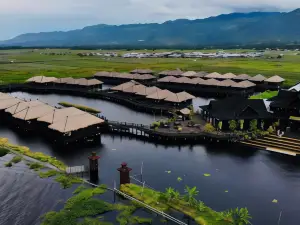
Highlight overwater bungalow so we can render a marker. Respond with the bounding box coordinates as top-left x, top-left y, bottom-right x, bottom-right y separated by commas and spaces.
222, 73, 237, 79
233, 74, 252, 81
164, 91, 195, 107
130, 69, 154, 75
204, 72, 223, 80
110, 80, 141, 92
264, 75, 285, 90
158, 69, 183, 78
193, 72, 208, 78
134, 86, 161, 97
200, 97, 274, 130
181, 71, 197, 77
94, 71, 155, 84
